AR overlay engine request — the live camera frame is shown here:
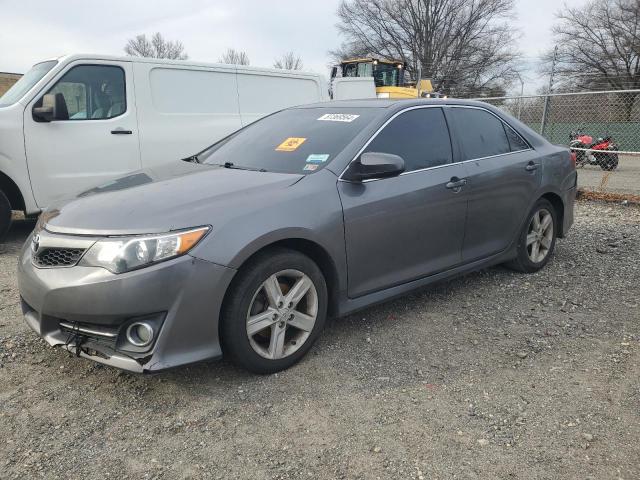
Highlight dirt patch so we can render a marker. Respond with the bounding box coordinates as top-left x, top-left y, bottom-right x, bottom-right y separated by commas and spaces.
1, 201, 639, 479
